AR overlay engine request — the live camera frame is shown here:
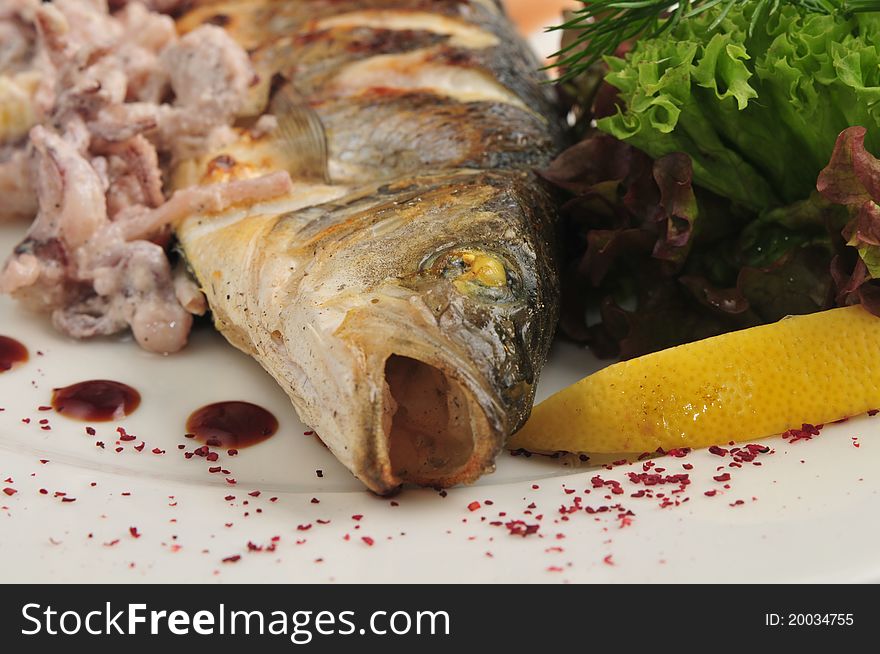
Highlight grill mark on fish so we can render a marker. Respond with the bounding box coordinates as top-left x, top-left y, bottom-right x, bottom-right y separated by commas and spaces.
312, 10, 500, 49
175, 0, 564, 493
323, 48, 529, 110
